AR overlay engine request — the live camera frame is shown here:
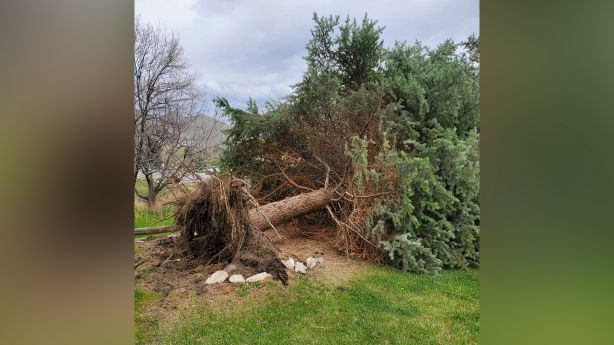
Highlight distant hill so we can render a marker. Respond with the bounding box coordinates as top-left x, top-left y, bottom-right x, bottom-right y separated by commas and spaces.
182, 114, 231, 152
180, 114, 231, 169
